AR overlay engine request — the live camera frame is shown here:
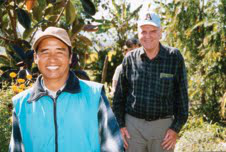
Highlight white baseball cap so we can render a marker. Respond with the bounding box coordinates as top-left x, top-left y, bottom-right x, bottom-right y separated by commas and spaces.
138, 12, 161, 28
